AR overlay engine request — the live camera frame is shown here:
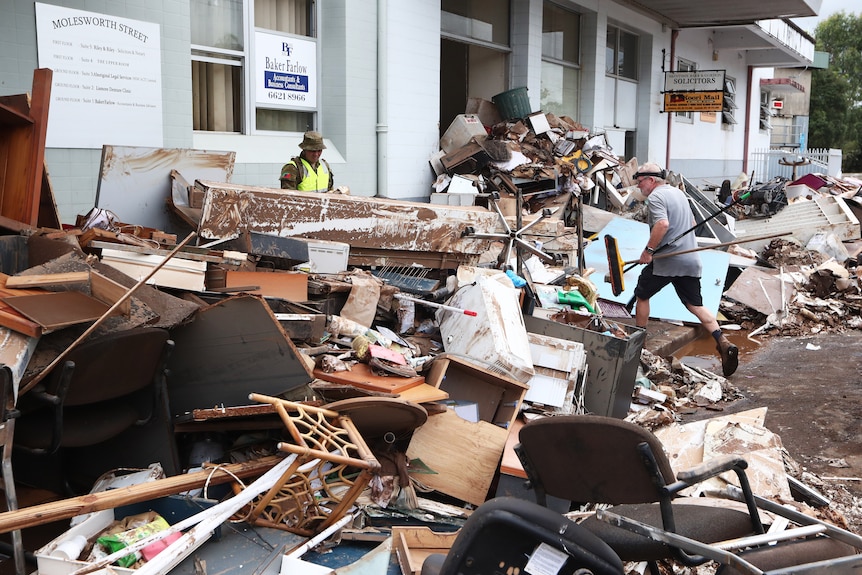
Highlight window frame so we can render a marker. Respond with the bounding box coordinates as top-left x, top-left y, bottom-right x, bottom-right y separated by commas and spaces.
721, 75, 737, 129
540, 1, 581, 118
190, 0, 319, 135
674, 58, 696, 124
606, 24, 639, 82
